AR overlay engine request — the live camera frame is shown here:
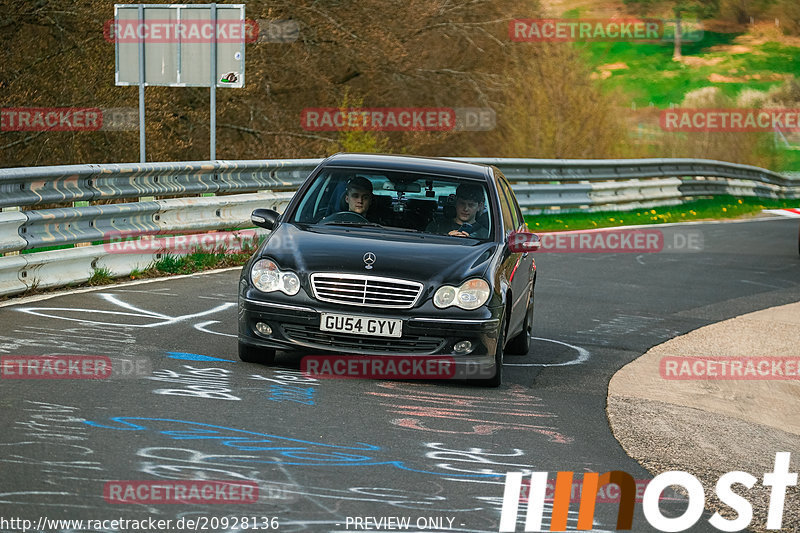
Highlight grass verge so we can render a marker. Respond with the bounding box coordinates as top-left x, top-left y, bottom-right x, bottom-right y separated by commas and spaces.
86, 267, 114, 286
526, 195, 799, 231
